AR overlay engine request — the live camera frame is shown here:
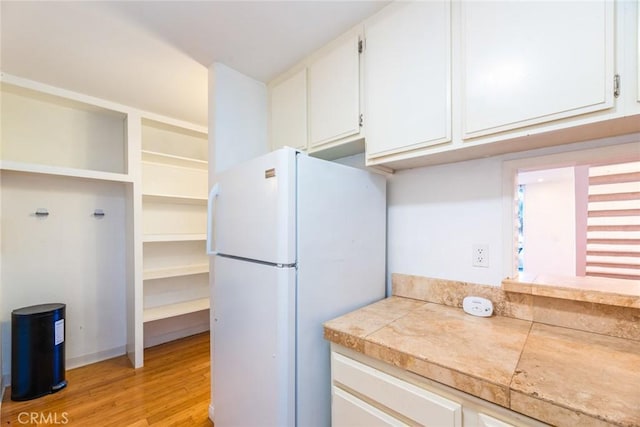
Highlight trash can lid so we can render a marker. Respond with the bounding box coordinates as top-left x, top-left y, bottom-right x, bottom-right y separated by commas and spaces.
12, 303, 65, 316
